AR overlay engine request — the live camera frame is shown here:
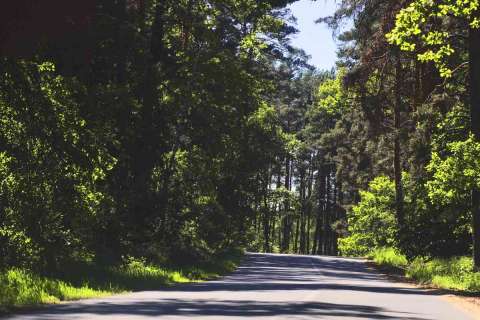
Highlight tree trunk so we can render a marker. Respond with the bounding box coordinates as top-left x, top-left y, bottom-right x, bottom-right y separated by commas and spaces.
282, 155, 291, 252
298, 168, 305, 253
394, 58, 405, 232
331, 175, 337, 256
263, 181, 270, 252
334, 178, 343, 256
324, 172, 331, 255
469, 26, 480, 269
294, 215, 300, 253
306, 161, 314, 254
314, 168, 326, 255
